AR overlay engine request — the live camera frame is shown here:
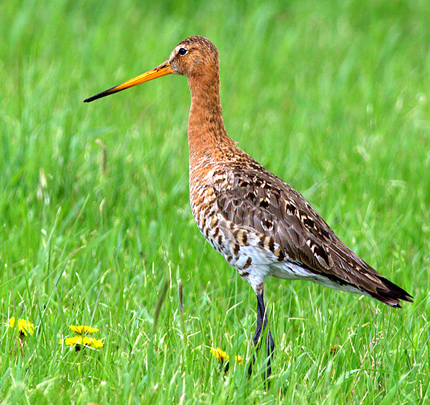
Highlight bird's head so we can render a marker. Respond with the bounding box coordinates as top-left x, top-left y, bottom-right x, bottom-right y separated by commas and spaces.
84, 36, 218, 103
